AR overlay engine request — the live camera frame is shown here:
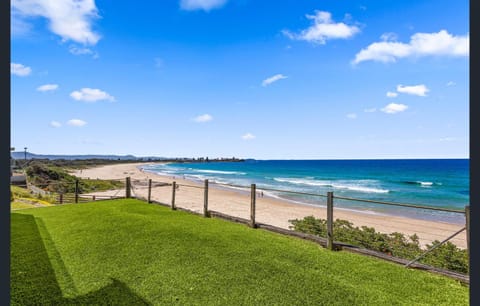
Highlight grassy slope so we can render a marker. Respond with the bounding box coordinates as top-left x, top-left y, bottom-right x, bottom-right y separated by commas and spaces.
11, 199, 468, 305
23, 161, 124, 194
10, 186, 55, 210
